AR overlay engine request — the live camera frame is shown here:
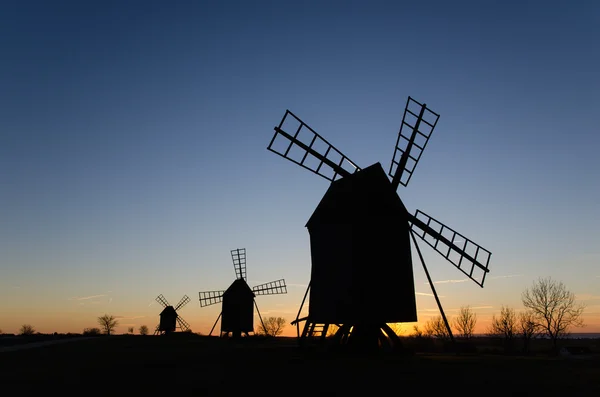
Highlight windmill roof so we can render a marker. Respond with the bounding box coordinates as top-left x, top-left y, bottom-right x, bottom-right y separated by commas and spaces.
306, 162, 407, 228
160, 306, 177, 316
224, 278, 255, 298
